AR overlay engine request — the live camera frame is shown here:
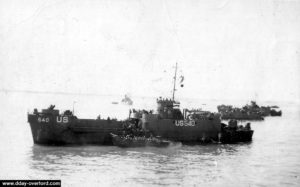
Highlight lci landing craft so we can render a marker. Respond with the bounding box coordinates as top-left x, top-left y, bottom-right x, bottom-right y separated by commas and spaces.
27, 105, 124, 145
27, 99, 254, 145
128, 98, 222, 143
217, 101, 282, 121
27, 63, 253, 145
